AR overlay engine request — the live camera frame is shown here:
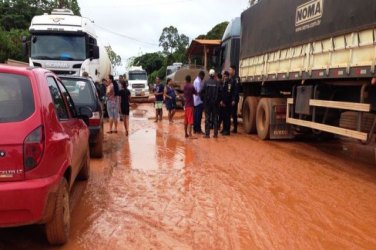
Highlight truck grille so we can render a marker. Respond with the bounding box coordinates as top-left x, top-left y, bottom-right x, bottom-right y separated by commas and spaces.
132, 84, 145, 89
